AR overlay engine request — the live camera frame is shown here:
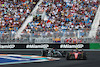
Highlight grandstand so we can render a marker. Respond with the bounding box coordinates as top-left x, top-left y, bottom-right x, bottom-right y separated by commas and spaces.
0, 0, 100, 44
96, 23, 100, 42
0, 0, 39, 43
